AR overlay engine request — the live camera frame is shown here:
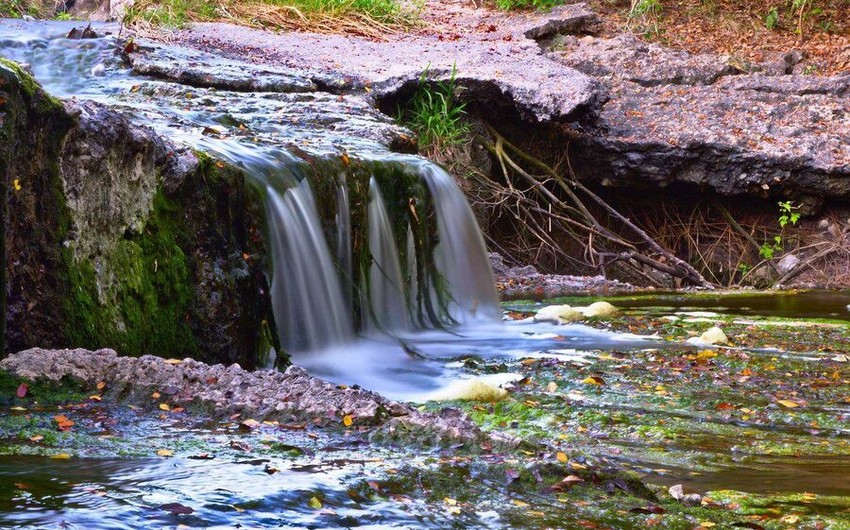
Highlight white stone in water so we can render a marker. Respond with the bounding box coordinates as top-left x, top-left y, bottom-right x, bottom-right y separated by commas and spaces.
582, 301, 618, 318
686, 326, 730, 346
534, 304, 572, 323
90, 63, 106, 77
425, 379, 508, 402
